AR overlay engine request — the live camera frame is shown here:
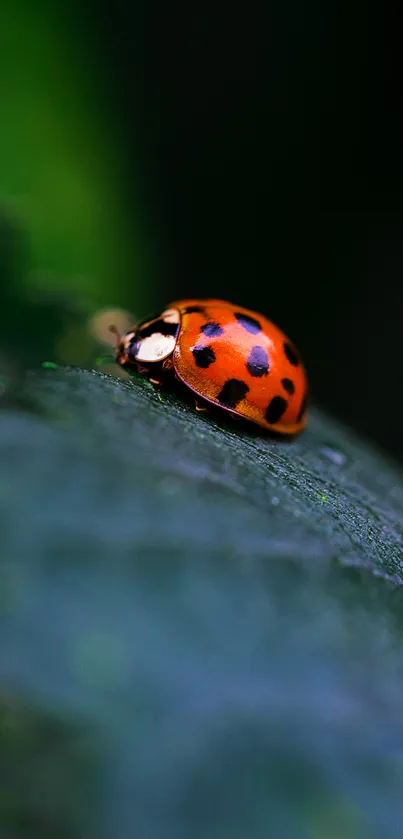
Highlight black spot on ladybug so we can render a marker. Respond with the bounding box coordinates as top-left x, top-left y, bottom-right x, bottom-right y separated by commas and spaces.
284, 342, 299, 366
281, 377, 295, 395
297, 394, 308, 423
234, 312, 262, 334
184, 305, 207, 315
192, 345, 216, 368
201, 321, 224, 338
265, 396, 288, 425
246, 346, 270, 377
218, 379, 249, 409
